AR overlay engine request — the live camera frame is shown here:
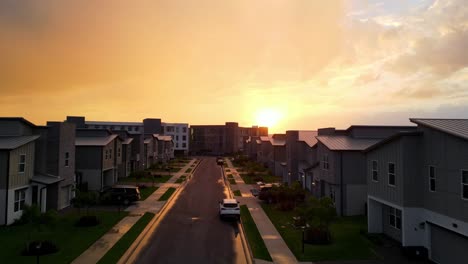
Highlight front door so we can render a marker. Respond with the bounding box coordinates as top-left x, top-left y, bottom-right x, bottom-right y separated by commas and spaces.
32, 186, 38, 205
